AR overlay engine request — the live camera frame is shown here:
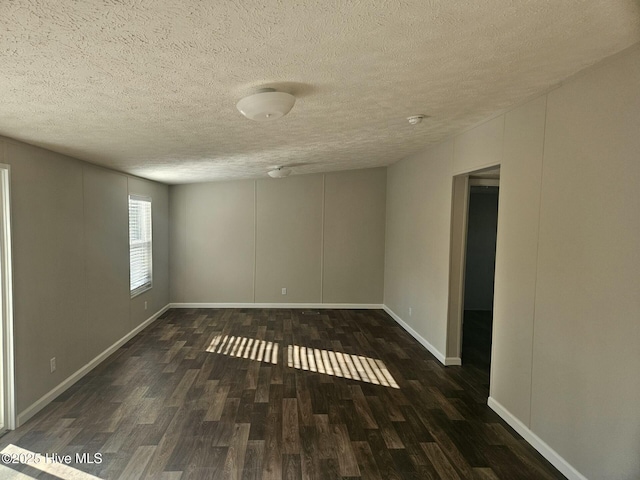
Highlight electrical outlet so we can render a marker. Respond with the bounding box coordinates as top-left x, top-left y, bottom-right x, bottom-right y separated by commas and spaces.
50, 357, 56, 373
409, 307, 412, 316
281, 287, 287, 295
144, 301, 148, 310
